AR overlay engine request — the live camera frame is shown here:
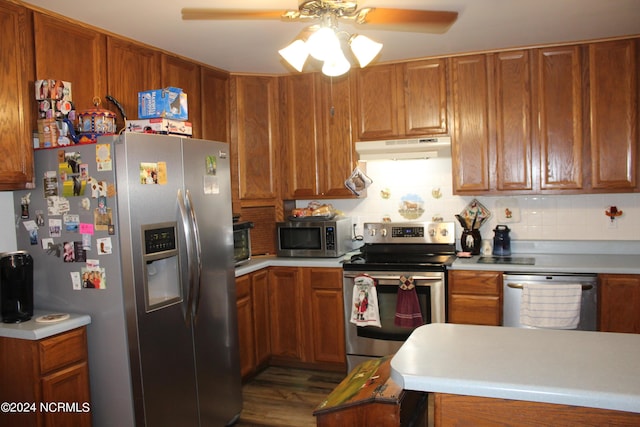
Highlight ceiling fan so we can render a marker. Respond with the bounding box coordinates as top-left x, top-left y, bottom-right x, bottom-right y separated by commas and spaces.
181, 1, 458, 34
181, 1, 458, 76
